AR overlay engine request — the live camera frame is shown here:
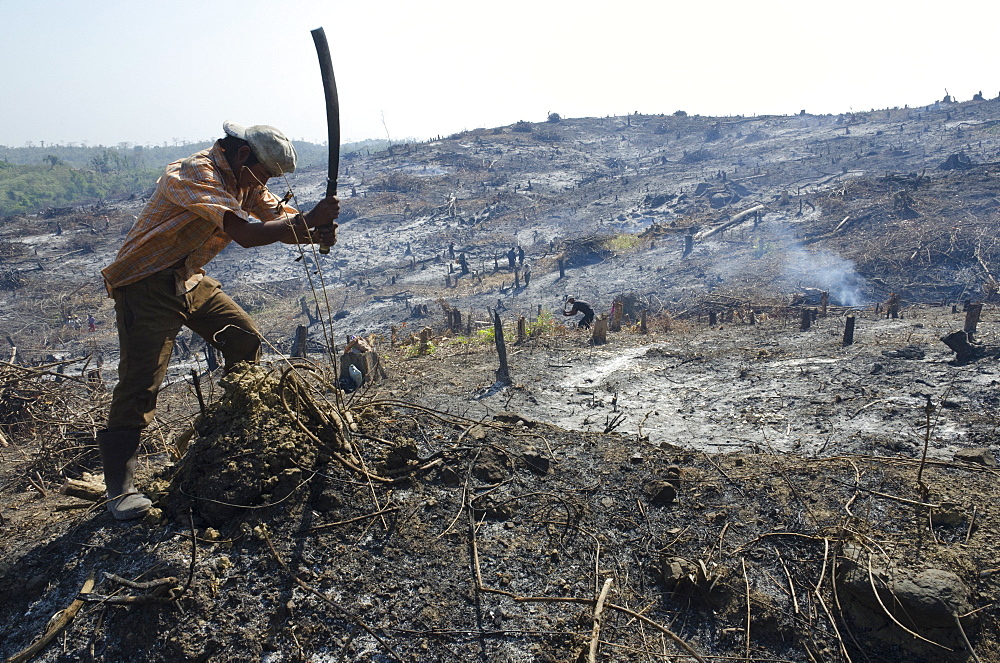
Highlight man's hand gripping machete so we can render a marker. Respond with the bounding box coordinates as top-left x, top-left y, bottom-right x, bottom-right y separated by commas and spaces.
311, 27, 339, 255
